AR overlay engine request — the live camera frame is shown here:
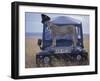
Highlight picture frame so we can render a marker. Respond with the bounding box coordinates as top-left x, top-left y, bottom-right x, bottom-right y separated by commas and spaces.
11, 1, 98, 79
